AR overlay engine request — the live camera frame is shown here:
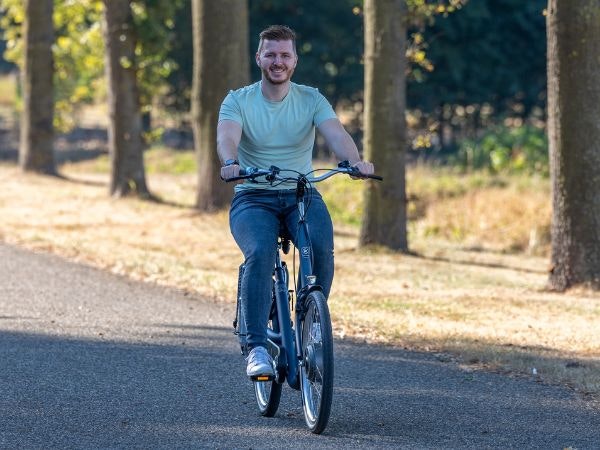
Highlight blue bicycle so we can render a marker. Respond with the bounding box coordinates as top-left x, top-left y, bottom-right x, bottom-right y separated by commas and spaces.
230, 161, 381, 433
